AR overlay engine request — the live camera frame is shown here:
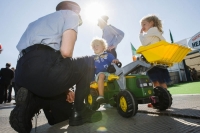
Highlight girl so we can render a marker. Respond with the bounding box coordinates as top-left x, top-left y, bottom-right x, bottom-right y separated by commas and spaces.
139, 15, 165, 46
139, 15, 171, 107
